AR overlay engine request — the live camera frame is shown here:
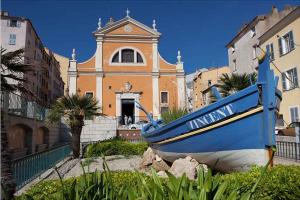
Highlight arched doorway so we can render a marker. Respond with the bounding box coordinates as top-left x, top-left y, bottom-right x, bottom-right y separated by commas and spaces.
7, 124, 33, 159
35, 127, 49, 152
